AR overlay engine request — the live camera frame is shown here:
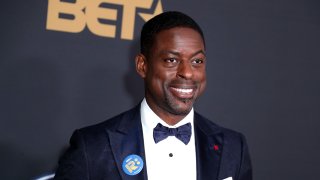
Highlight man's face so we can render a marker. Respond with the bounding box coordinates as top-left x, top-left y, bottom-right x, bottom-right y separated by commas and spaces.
136, 27, 206, 123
